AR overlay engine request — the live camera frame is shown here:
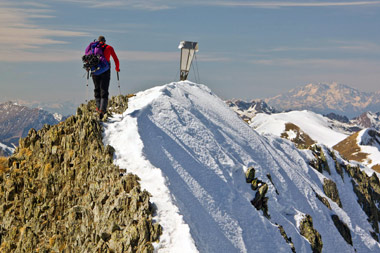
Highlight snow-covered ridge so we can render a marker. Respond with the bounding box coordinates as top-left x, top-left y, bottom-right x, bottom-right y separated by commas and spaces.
249, 110, 349, 147
104, 81, 380, 252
